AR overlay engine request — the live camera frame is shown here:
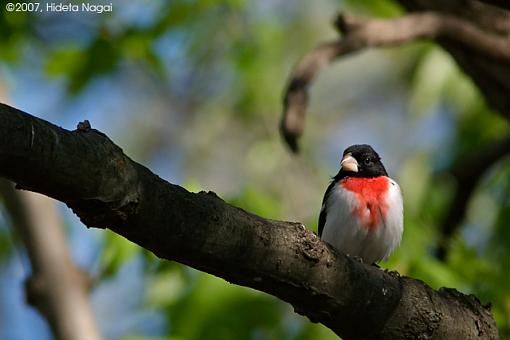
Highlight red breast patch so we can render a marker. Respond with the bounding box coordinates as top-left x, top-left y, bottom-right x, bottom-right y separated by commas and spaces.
340, 176, 389, 230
